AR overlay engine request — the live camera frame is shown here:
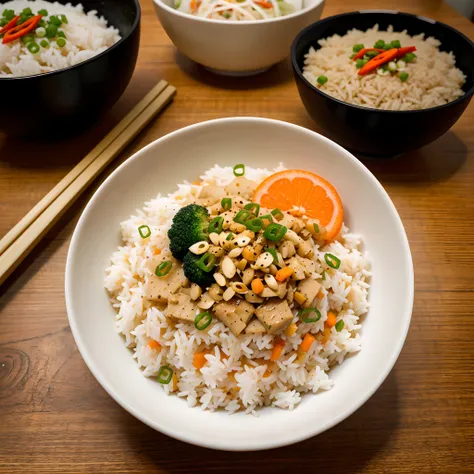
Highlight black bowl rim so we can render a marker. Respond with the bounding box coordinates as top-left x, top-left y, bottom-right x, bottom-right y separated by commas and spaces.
0, 0, 141, 81
291, 10, 474, 115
